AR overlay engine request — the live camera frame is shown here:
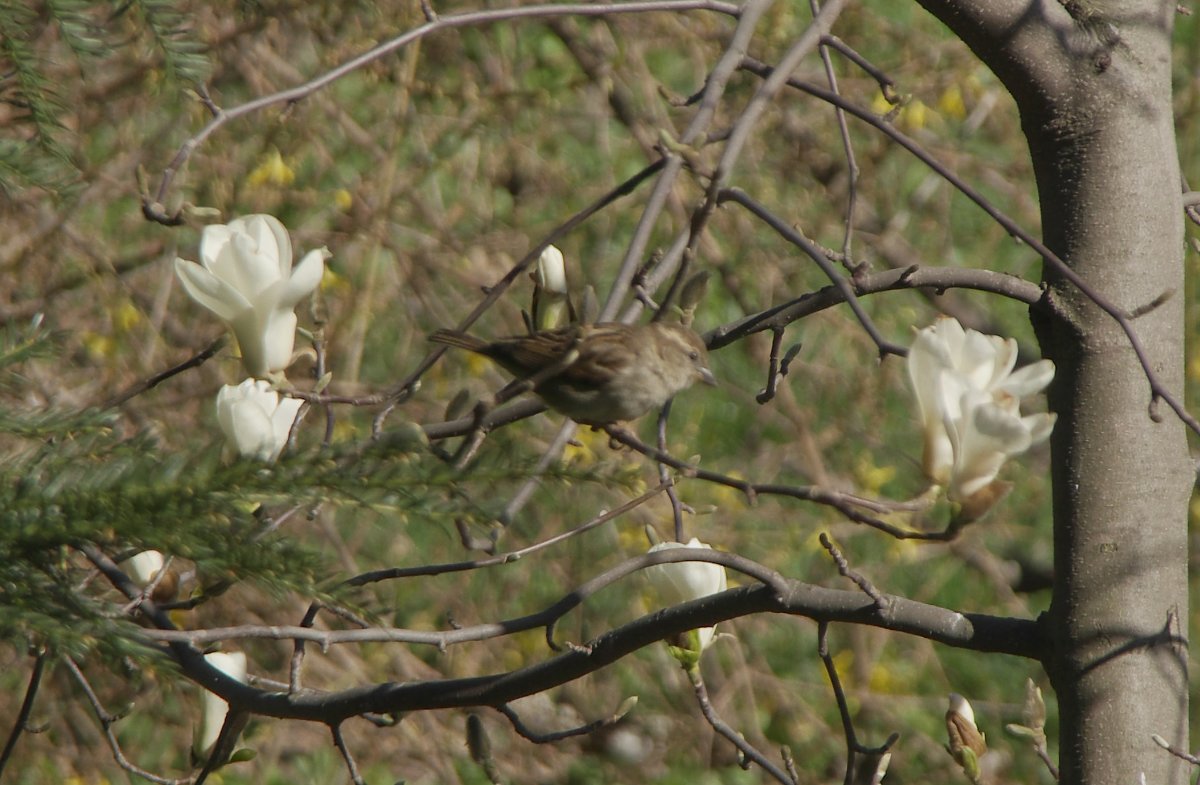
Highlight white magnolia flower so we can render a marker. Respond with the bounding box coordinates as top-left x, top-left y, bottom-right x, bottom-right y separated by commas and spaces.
127, 550, 164, 584
175, 214, 327, 377
195, 651, 248, 758
534, 244, 570, 330
644, 538, 728, 652
945, 388, 1056, 501
907, 317, 1055, 504
215, 378, 303, 463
